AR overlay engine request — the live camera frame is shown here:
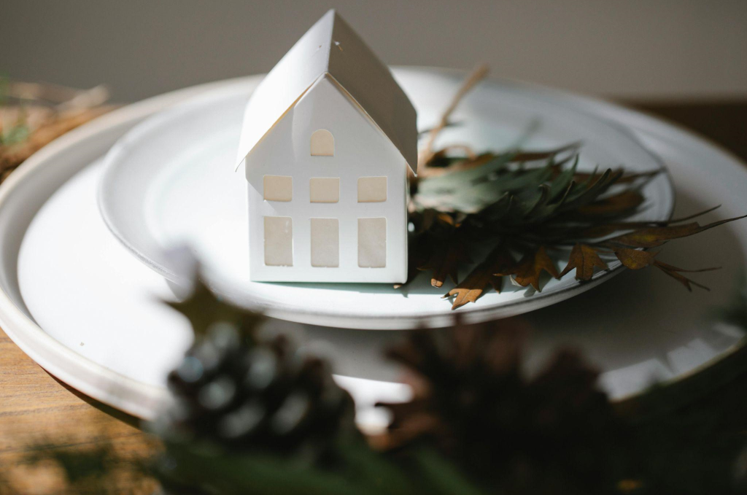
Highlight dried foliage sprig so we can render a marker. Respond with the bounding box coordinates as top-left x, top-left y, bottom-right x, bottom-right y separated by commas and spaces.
0, 78, 113, 183
406, 67, 745, 309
